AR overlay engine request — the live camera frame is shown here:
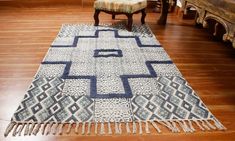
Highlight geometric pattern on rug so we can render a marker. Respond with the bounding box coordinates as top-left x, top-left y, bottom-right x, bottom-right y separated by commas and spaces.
132, 76, 210, 121
5, 23, 225, 137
